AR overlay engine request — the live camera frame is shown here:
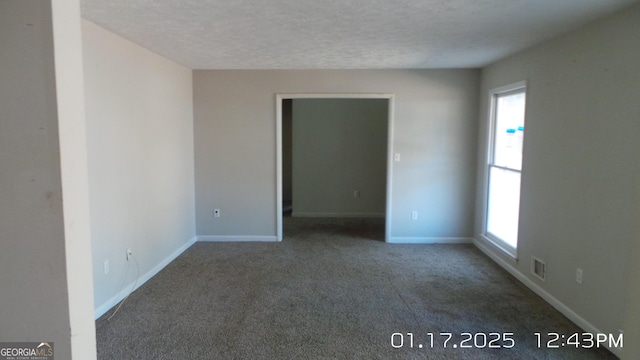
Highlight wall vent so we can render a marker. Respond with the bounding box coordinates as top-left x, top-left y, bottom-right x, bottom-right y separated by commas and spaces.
531, 256, 546, 281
